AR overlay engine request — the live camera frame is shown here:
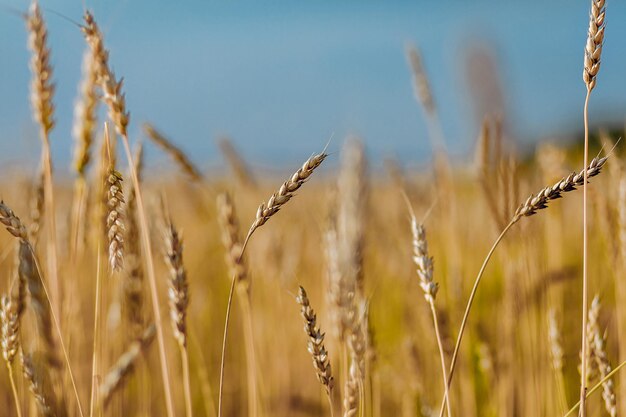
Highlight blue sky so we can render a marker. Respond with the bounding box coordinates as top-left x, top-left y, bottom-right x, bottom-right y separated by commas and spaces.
1, 1, 625, 171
